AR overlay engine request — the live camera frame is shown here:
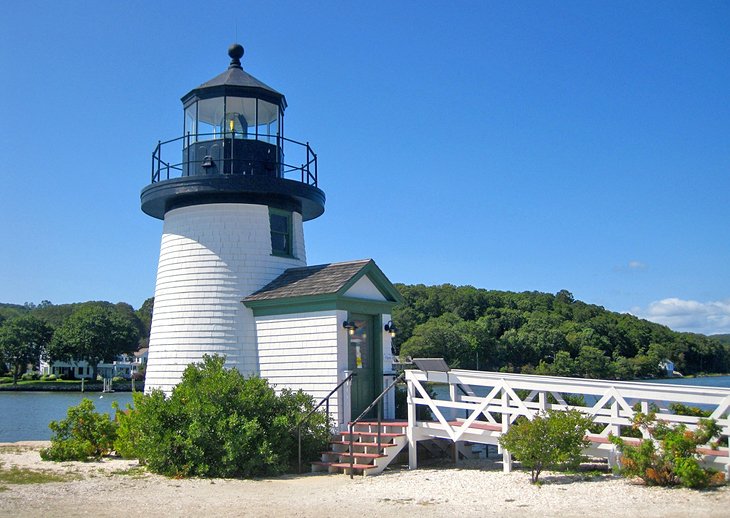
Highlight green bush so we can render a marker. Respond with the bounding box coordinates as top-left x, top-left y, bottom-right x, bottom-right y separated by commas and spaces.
112, 402, 142, 459
111, 376, 124, 382
0, 376, 13, 384
610, 412, 725, 489
47, 374, 57, 381
40, 399, 118, 461
668, 403, 711, 418
116, 355, 329, 478
20, 371, 40, 381
499, 409, 593, 484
